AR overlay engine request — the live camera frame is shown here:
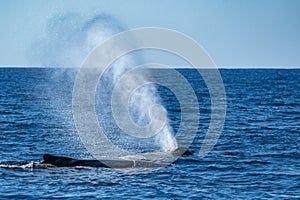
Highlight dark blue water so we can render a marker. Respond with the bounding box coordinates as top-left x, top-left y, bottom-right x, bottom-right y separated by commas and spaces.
0, 68, 299, 199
